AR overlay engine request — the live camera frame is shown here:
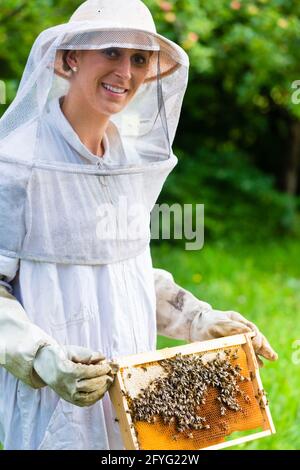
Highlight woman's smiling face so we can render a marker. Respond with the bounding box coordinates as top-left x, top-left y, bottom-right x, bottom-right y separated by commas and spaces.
65, 48, 152, 116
